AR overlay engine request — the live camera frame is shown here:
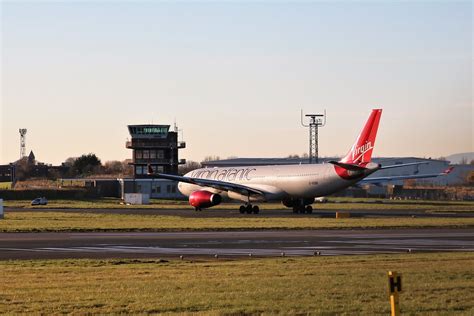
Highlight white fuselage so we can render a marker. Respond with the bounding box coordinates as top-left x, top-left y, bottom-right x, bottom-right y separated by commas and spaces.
178, 163, 377, 203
